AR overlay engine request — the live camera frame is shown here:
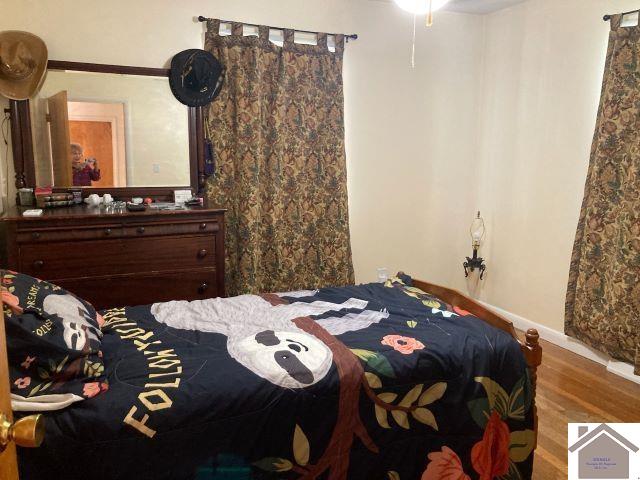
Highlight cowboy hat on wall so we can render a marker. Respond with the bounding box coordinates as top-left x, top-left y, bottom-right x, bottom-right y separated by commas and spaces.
169, 49, 224, 107
0, 31, 48, 101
